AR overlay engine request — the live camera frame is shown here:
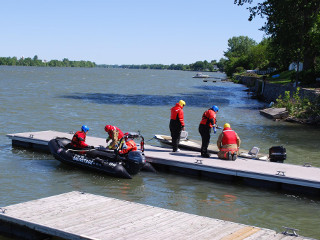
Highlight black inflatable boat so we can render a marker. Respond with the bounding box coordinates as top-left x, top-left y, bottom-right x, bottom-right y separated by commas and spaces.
48, 132, 154, 179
